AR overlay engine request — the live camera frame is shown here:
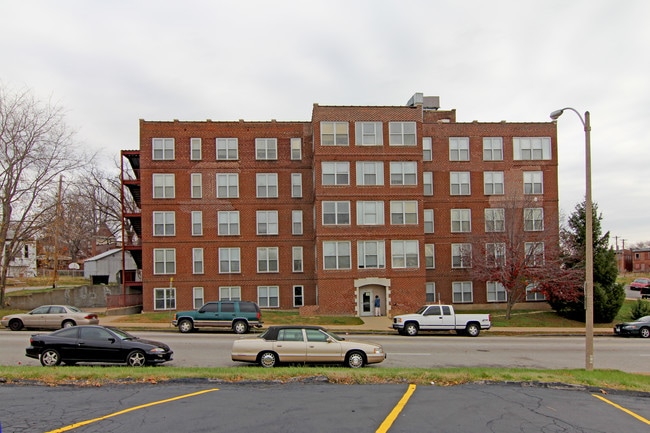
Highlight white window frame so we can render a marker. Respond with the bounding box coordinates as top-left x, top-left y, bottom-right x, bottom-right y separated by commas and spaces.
323, 241, 351, 270
290, 138, 302, 160
322, 161, 350, 186
191, 173, 202, 198
423, 137, 432, 161
426, 282, 436, 303
256, 173, 278, 198
425, 243, 435, 269
525, 242, 545, 267
483, 137, 503, 161
485, 208, 505, 232
389, 122, 416, 146
357, 240, 386, 269
450, 171, 471, 195
192, 248, 204, 274
255, 138, 277, 160
357, 201, 385, 225
423, 171, 433, 195
219, 247, 240, 274
192, 287, 204, 309
258, 285, 279, 308
487, 281, 507, 302
293, 285, 304, 307
390, 161, 417, 185
486, 242, 506, 267
190, 138, 202, 161
216, 173, 239, 198
257, 210, 279, 235
452, 281, 473, 303
449, 137, 469, 161
321, 121, 349, 146
356, 161, 384, 186
154, 287, 176, 310
220, 286, 241, 301
153, 248, 176, 274
391, 240, 419, 269
526, 283, 546, 301
451, 209, 471, 233
218, 211, 240, 236
292, 246, 303, 272
216, 138, 238, 160
191, 211, 203, 236
451, 243, 472, 269
355, 121, 383, 146
523, 171, 543, 194
514, 137, 551, 160
483, 171, 504, 195
152, 174, 175, 199
257, 247, 279, 273
424, 209, 434, 233
152, 138, 174, 160
322, 201, 350, 225
292, 210, 303, 235
291, 173, 302, 198
524, 208, 544, 231
153, 211, 175, 236
390, 201, 418, 225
